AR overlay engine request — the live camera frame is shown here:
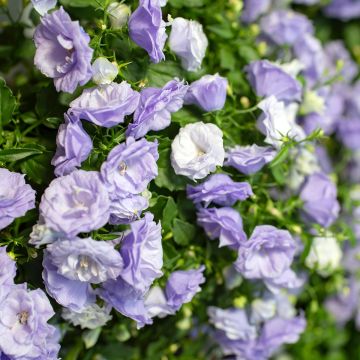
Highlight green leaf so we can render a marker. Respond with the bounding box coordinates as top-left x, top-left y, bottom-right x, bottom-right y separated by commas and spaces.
20, 151, 54, 185
207, 23, 234, 39
60, 0, 103, 7
269, 146, 290, 168
173, 219, 196, 246
0, 78, 16, 127
147, 61, 184, 87
82, 328, 101, 349
0, 147, 43, 162
171, 108, 199, 126
169, 0, 206, 8
162, 197, 178, 231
